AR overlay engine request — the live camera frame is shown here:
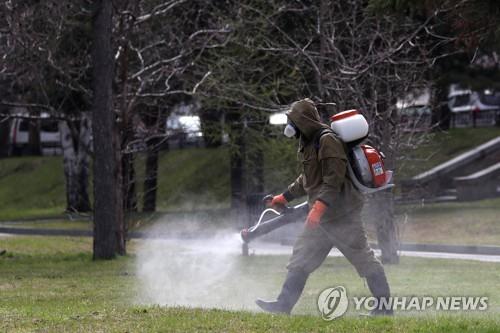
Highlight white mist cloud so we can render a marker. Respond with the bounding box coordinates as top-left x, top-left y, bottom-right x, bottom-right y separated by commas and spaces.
135, 229, 258, 310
